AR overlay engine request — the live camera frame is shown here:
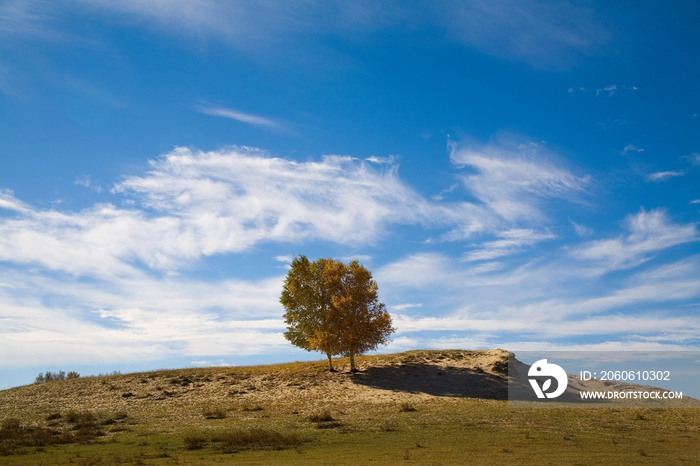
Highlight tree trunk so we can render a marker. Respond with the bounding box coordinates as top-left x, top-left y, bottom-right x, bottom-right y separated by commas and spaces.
349, 351, 357, 372
326, 352, 336, 372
